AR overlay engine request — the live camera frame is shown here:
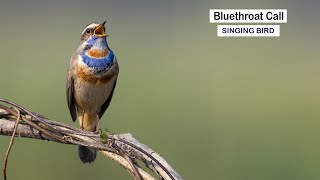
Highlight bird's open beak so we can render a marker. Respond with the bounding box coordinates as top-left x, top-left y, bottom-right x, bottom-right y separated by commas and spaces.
93, 21, 106, 37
